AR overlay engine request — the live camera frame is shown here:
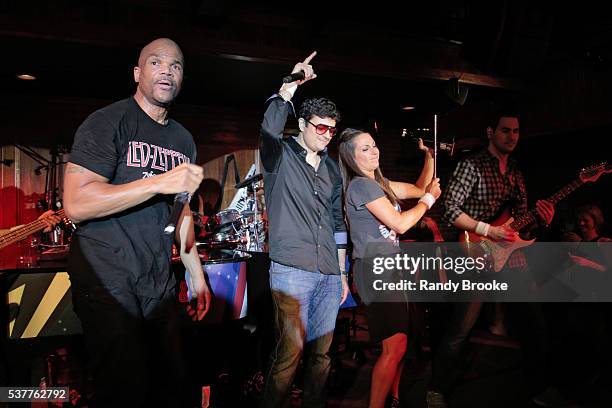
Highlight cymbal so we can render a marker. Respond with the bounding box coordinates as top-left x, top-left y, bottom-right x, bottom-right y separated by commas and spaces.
235, 173, 263, 189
